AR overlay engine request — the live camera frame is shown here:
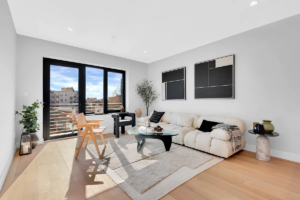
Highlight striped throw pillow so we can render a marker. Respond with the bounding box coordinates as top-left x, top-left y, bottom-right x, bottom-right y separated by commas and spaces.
149, 110, 165, 123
